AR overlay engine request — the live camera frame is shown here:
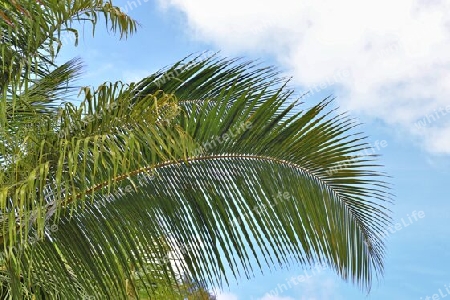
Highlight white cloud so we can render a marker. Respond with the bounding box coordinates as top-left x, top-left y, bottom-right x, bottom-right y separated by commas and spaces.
259, 277, 340, 300
159, 0, 450, 154
296, 277, 341, 300
215, 291, 239, 300
259, 295, 295, 300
